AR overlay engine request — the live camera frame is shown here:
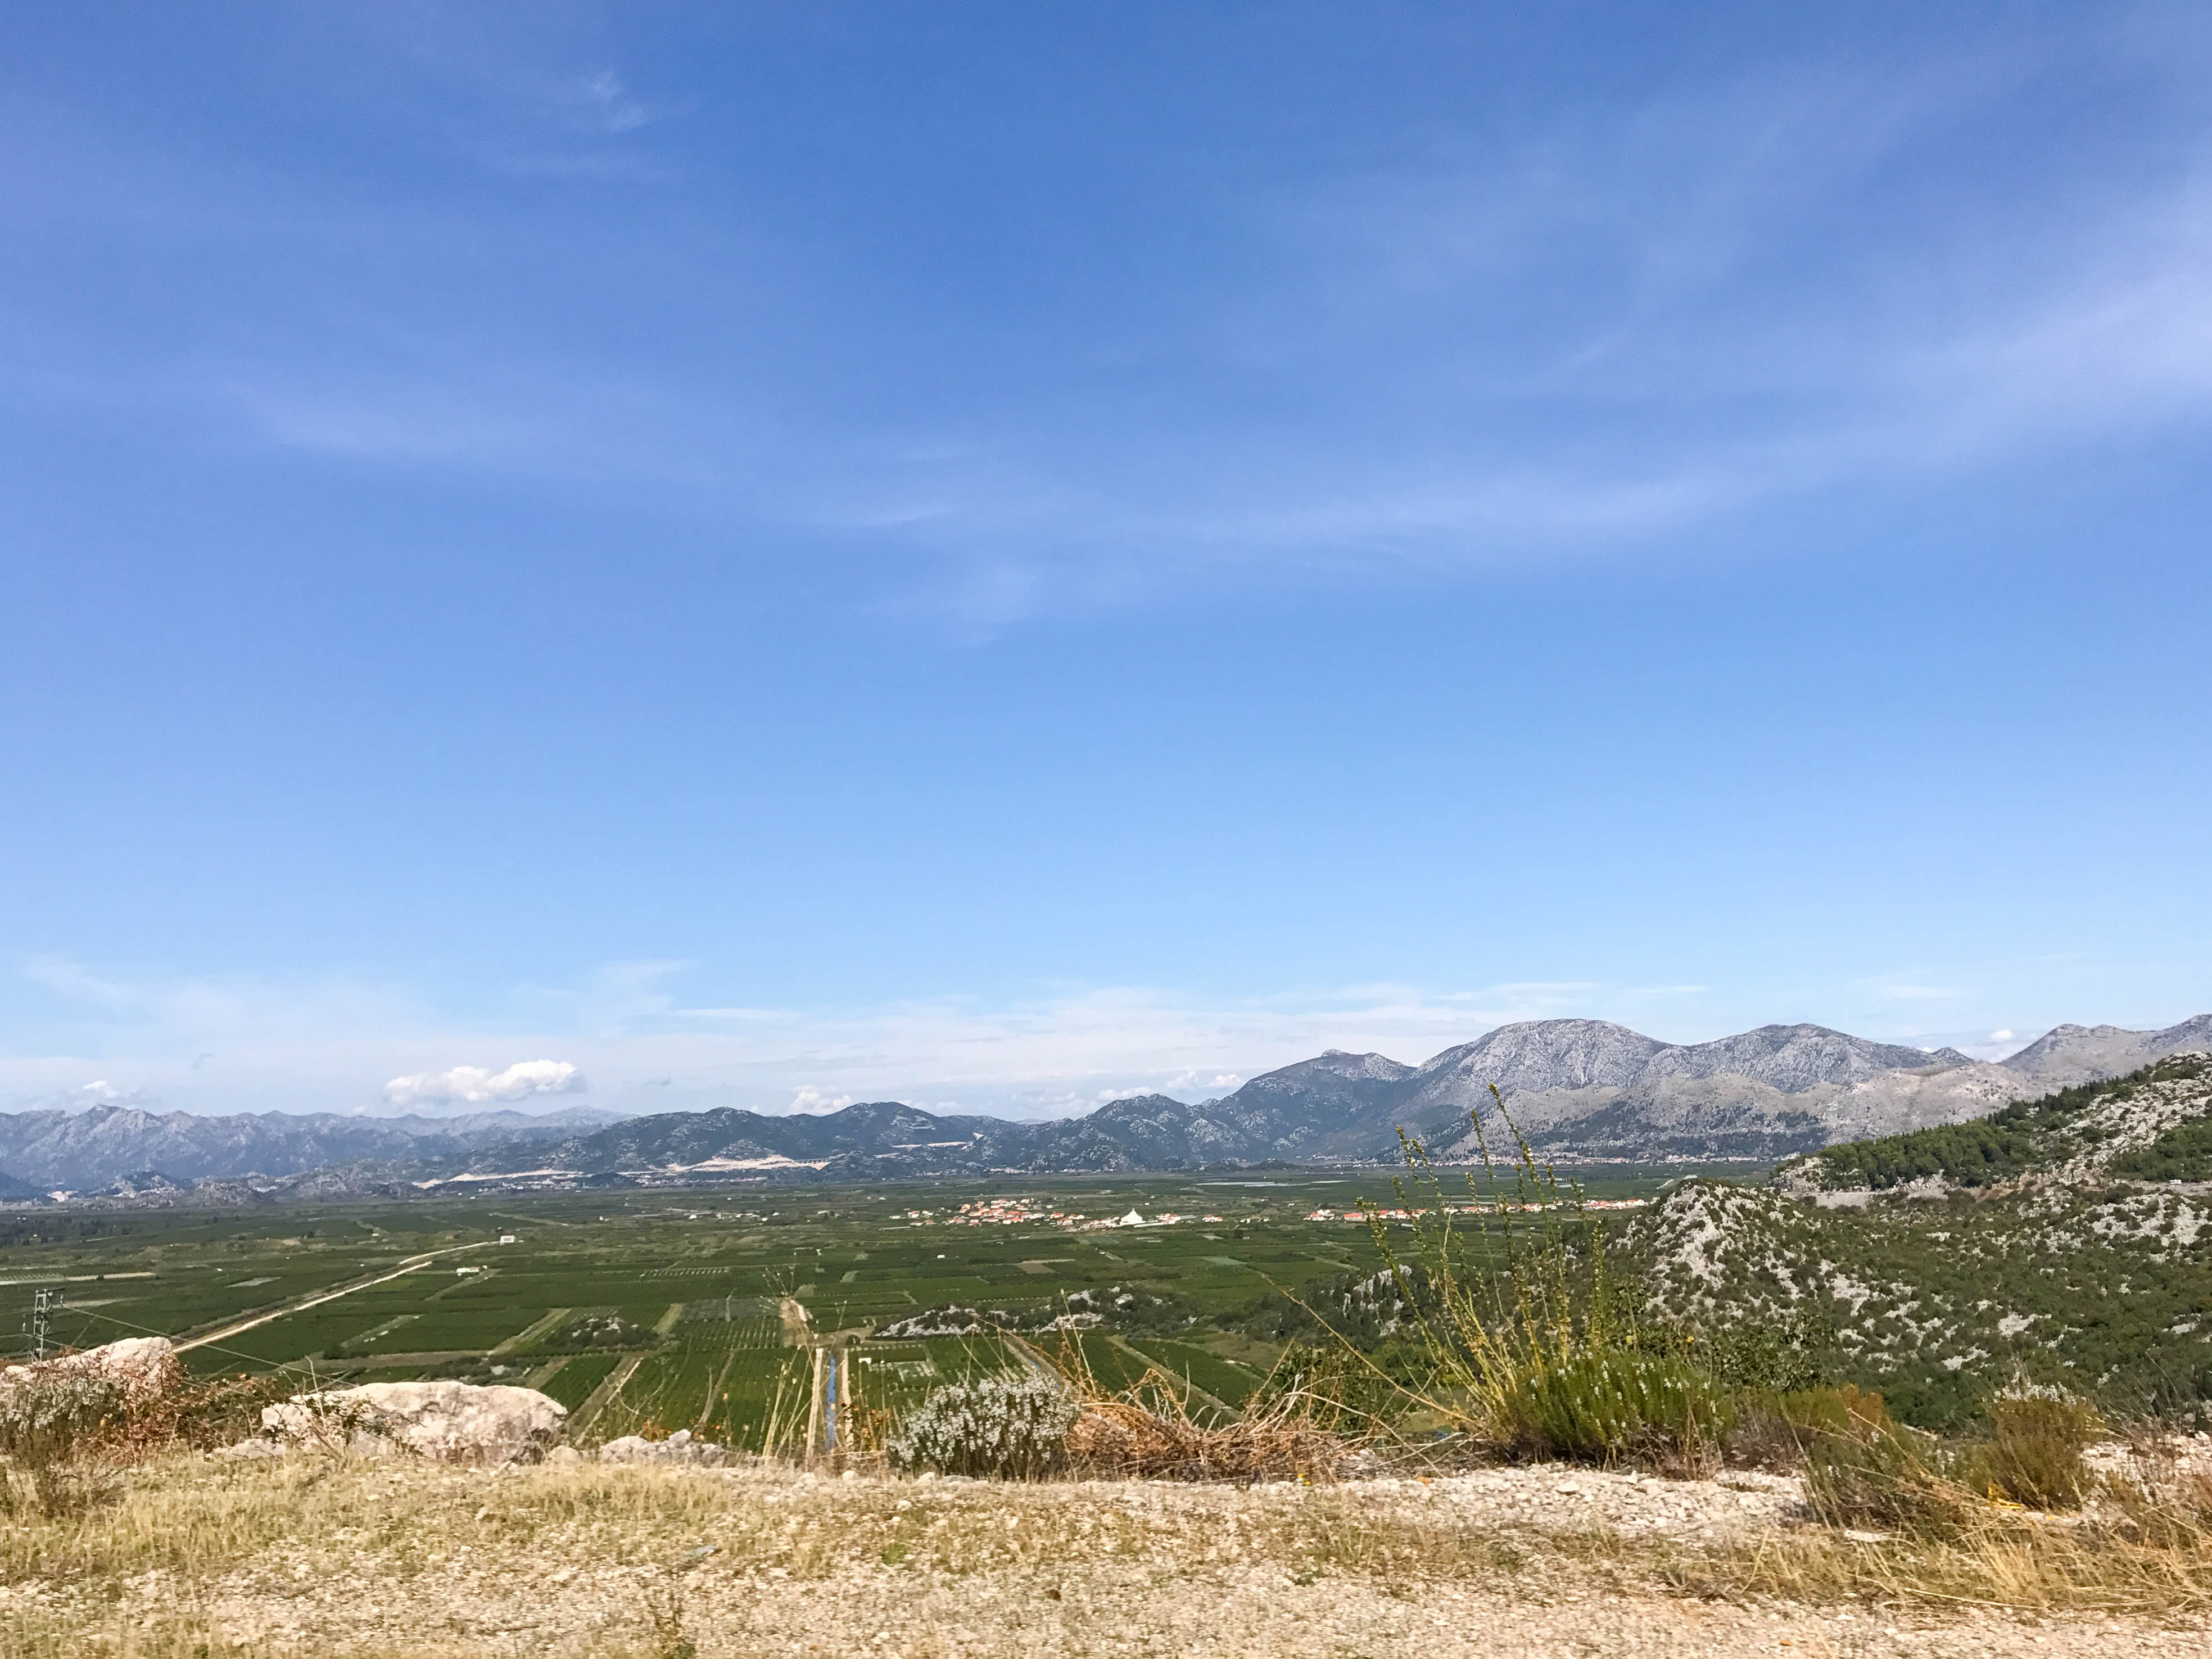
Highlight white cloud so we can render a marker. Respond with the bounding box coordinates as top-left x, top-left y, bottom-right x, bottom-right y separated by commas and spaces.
65, 1080, 153, 1111
382, 1060, 585, 1109
789, 1088, 853, 1114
